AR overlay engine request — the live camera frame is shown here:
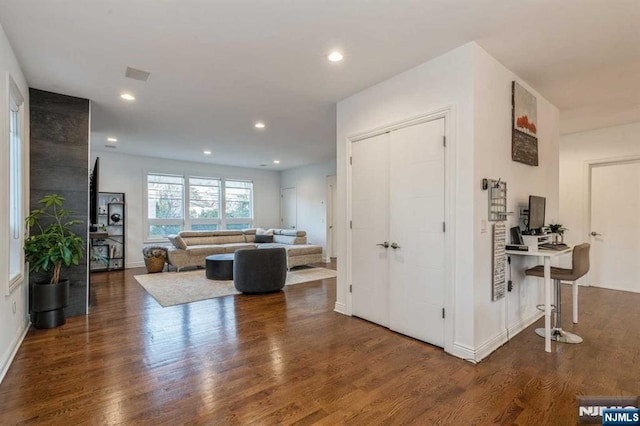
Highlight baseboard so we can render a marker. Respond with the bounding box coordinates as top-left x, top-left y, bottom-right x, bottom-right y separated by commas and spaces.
0, 322, 30, 385
508, 310, 543, 337
450, 310, 543, 364
449, 342, 477, 364
474, 331, 510, 362
334, 302, 348, 315
126, 261, 145, 269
